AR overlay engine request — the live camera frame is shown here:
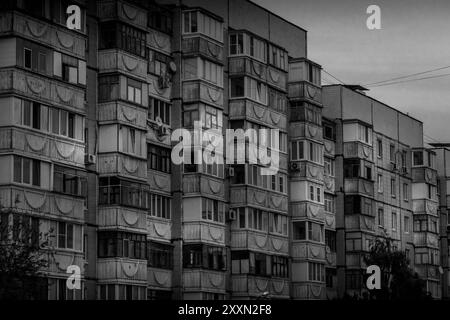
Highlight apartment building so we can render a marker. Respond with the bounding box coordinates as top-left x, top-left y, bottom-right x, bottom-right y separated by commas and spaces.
0, 0, 444, 300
